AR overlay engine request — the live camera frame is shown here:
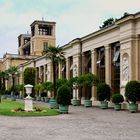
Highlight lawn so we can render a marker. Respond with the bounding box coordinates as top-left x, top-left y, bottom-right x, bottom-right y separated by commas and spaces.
0, 99, 59, 116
